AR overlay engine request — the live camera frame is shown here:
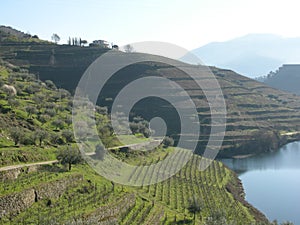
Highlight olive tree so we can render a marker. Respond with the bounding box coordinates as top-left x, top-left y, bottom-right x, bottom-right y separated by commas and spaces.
10, 128, 24, 146
34, 130, 48, 146
57, 146, 83, 171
